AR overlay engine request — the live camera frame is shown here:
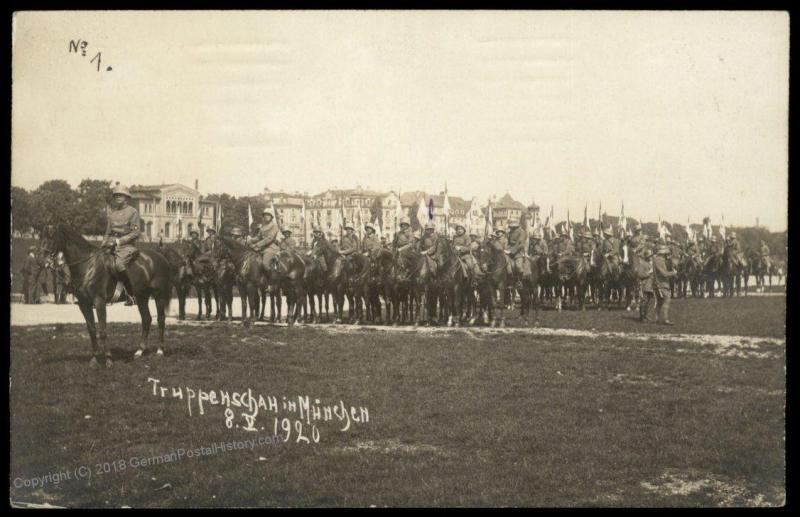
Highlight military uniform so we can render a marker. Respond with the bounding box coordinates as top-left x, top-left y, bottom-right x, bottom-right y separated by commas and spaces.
54, 252, 72, 304
602, 235, 620, 258
726, 237, 741, 253
530, 237, 549, 257
393, 224, 416, 261
453, 230, 482, 279
20, 248, 38, 304
202, 231, 218, 254
653, 249, 676, 324
506, 224, 530, 277
104, 204, 141, 272
361, 231, 381, 258
340, 231, 360, 256
280, 233, 298, 251
308, 231, 329, 272
251, 217, 281, 268
553, 236, 574, 256
420, 228, 440, 275
576, 234, 594, 257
